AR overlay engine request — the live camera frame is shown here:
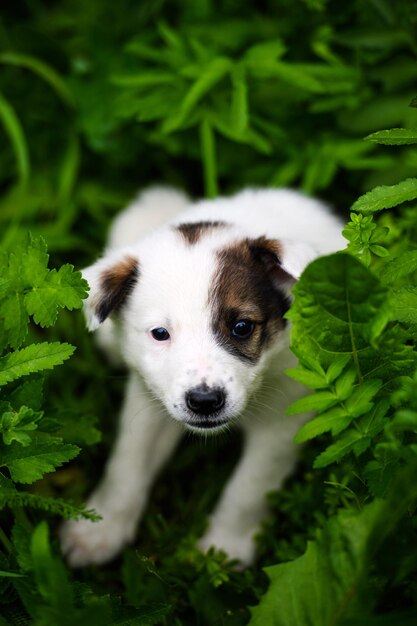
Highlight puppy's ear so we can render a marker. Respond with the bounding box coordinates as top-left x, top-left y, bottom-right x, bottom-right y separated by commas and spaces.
249, 237, 318, 291
82, 250, 139, 331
